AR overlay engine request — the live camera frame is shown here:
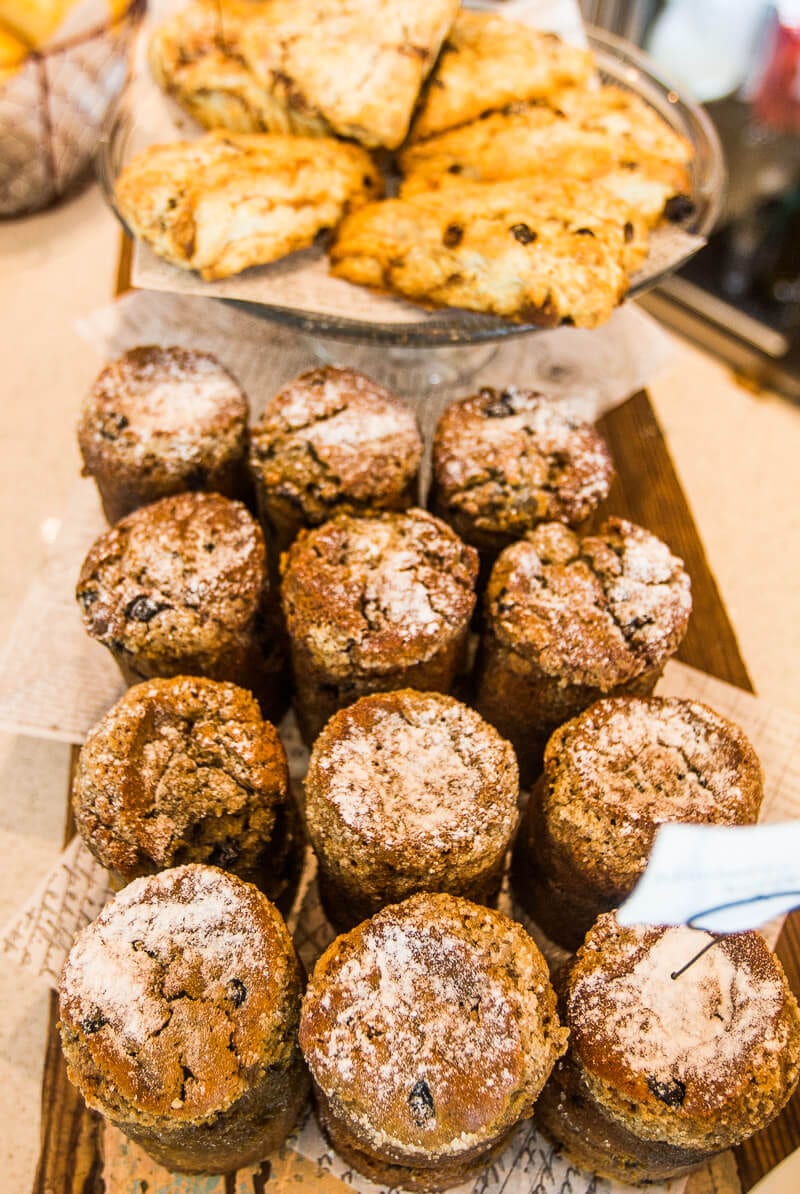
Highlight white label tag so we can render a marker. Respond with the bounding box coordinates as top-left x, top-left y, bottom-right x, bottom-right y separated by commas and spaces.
616, 822, 800, 933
